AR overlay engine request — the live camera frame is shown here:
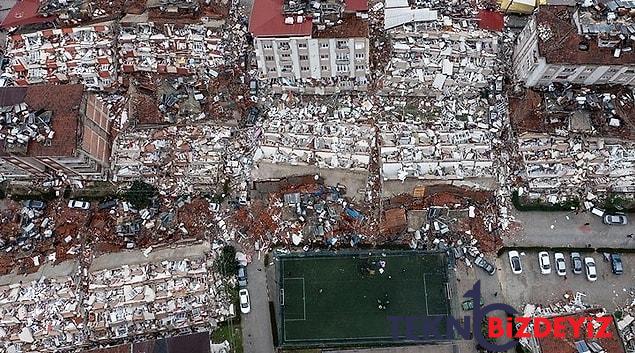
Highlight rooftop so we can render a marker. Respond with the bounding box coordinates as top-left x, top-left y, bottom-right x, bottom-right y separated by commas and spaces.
312, 13, 369, 38
0, 84, 84, 157
537, 5, 635, 65
249, 0, 313, 37
0, 0, 56, 28
537, 312, 626, 353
